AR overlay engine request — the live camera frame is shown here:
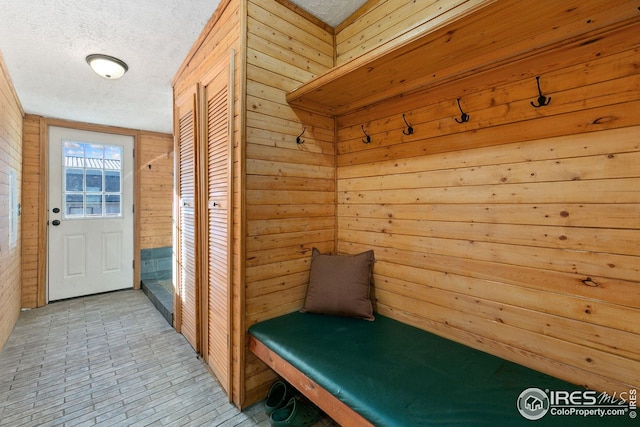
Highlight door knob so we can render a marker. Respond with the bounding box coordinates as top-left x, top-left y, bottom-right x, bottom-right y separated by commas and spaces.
53, 207, 60, 213
52, 220, 61, 226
